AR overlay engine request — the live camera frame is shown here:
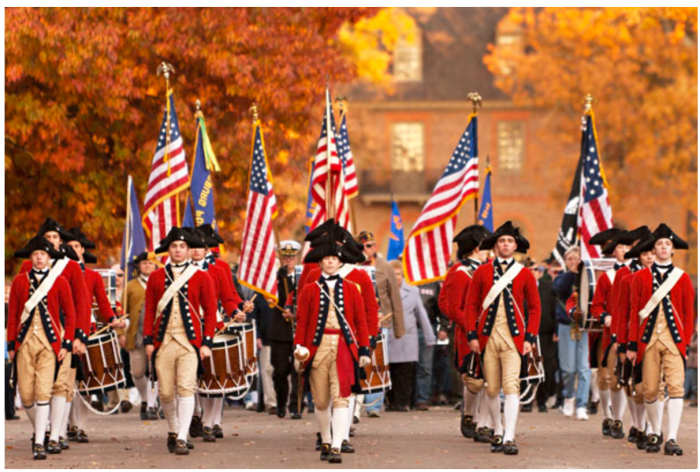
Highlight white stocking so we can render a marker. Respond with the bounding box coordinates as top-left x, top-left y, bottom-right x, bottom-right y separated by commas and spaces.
589, 371, 600, 402
666, 398, 683, 442
599, 389, 612, 419
35, 403, 50, 445
213, 397, 224, 426
194, 393, 202, 417
645, 401, 660, 436
503, 394, 519, 443
611, 389, 627, 422
316, 407, 332, 444
344, 397, 355, 441
487, 394, 503, 436
49, 396, 67, 442
25, 404, 37, 433
147, 381, 159, 409
61, 401, 72, 438
177, 396, 195, 442
134, 375, 148, 405
74, 396, 88, 430
162, 400, 178, 434
331, 407, 348, 450
464, 388, 480, 417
